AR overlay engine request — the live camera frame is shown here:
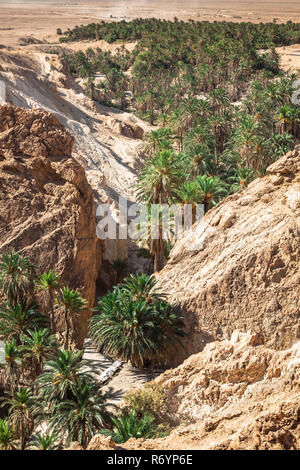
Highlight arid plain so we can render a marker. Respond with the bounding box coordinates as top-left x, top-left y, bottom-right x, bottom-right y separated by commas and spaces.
0, 1, 300, 47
